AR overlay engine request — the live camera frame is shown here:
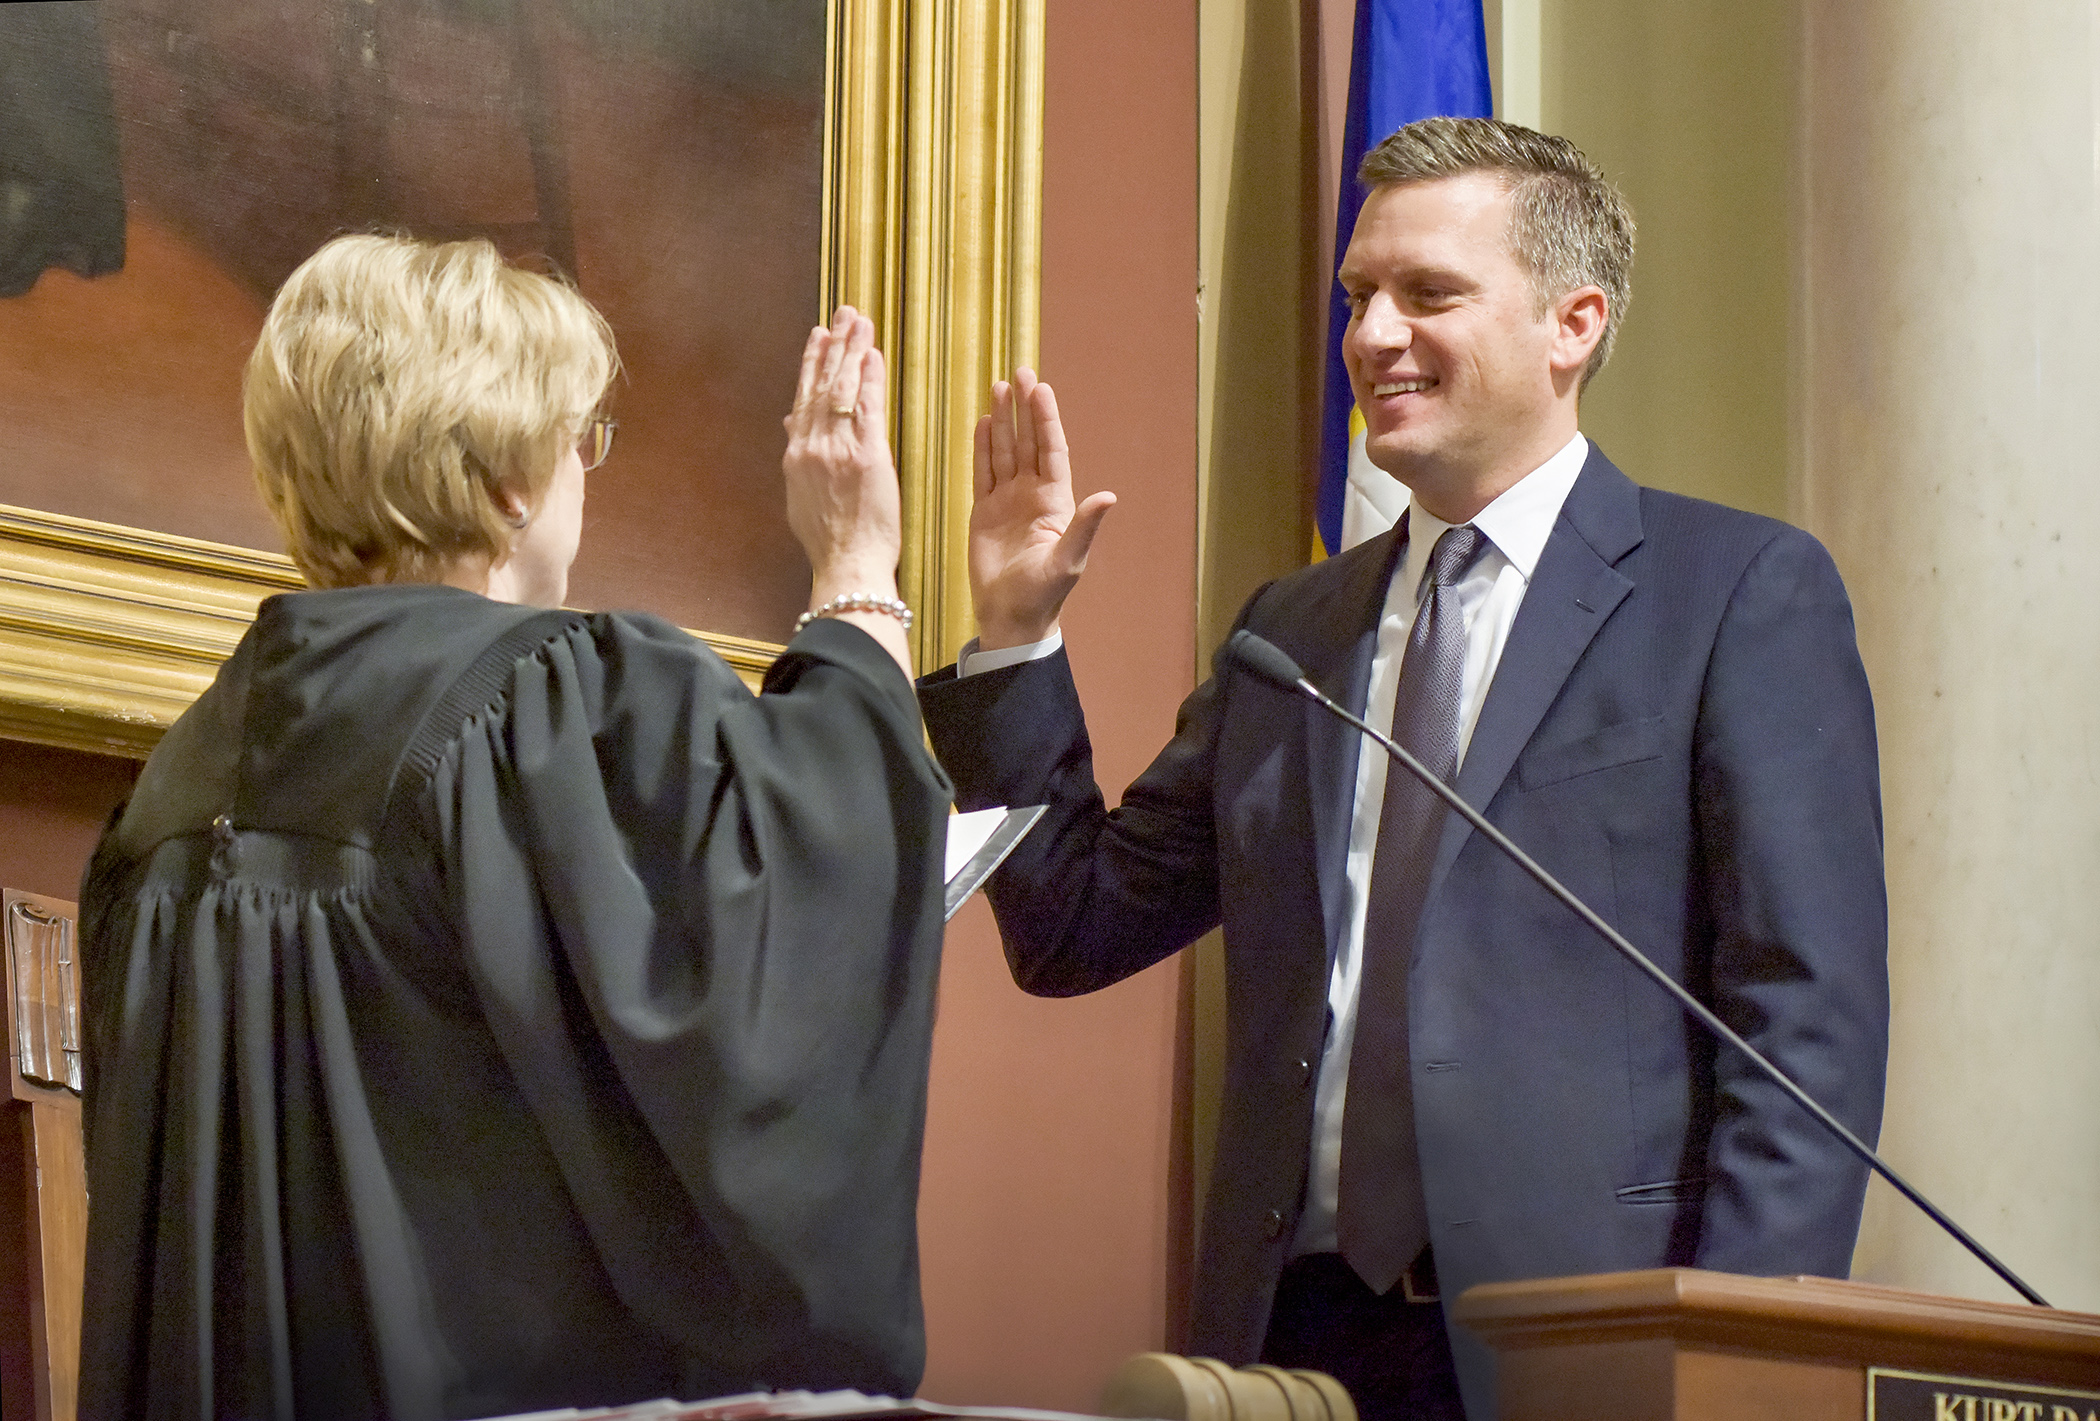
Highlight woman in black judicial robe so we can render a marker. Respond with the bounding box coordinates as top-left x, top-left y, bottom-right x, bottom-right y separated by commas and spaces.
76, 235, 952, 1420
